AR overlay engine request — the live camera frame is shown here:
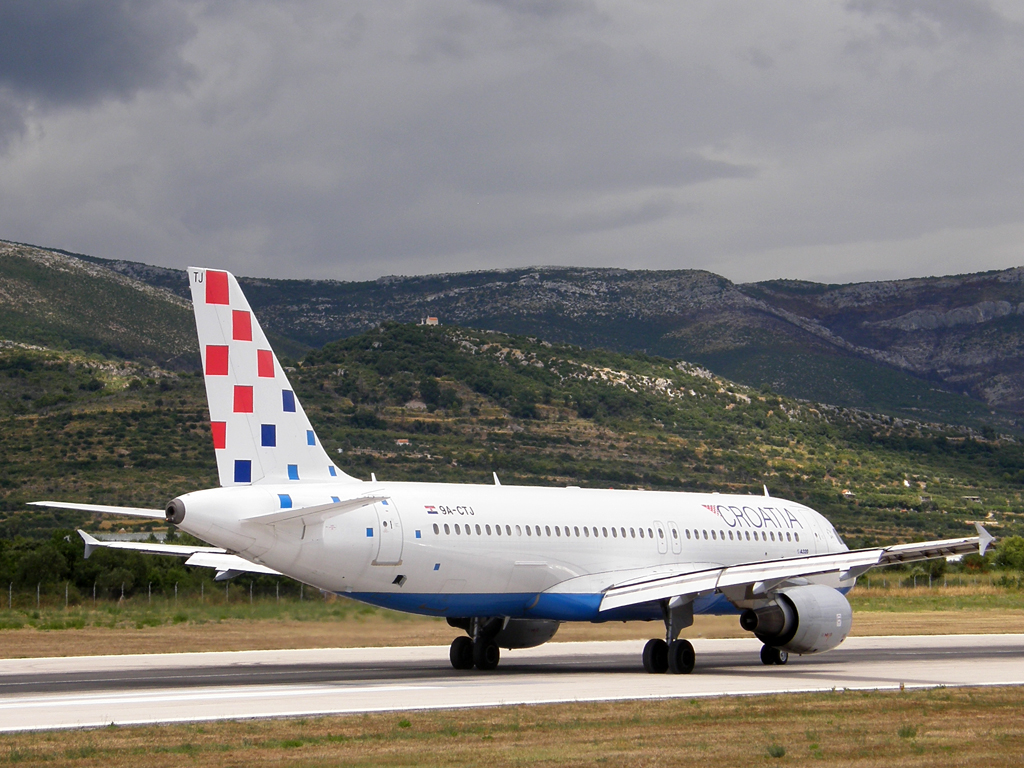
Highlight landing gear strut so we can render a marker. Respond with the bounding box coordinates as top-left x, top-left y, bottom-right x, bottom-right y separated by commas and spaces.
643, 598, 696, 674
760, 644, 788, 665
